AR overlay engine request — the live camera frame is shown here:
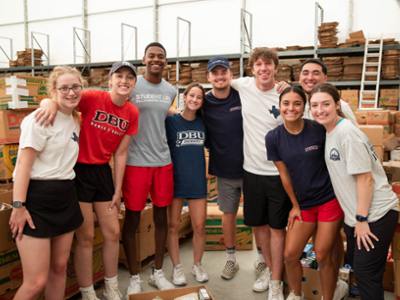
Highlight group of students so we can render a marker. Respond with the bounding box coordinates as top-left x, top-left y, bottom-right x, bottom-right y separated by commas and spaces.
8, 41, 399, 300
